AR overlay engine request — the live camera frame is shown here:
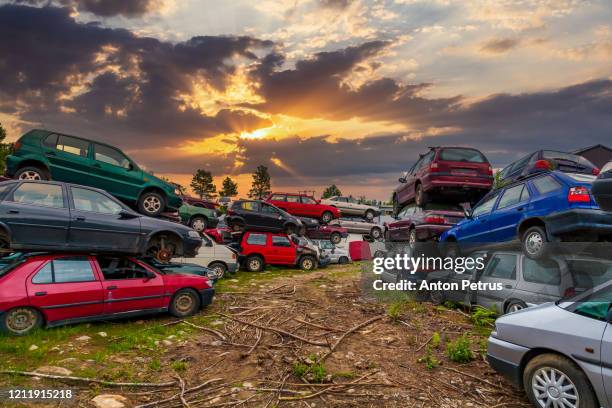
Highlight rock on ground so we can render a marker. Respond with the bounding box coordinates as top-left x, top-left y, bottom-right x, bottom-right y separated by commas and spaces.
91, 394, 128, 408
